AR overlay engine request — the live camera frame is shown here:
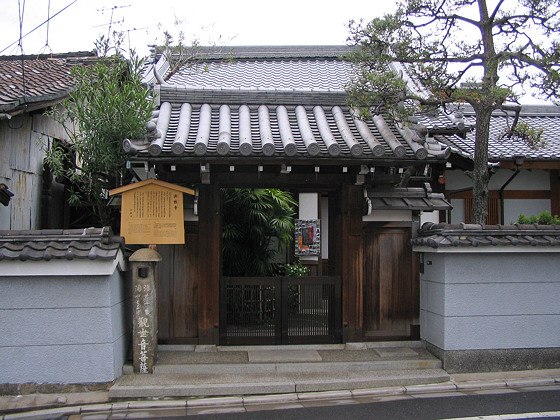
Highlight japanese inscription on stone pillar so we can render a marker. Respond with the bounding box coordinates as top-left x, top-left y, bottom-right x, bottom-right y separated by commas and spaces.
132, 262, 158, 374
